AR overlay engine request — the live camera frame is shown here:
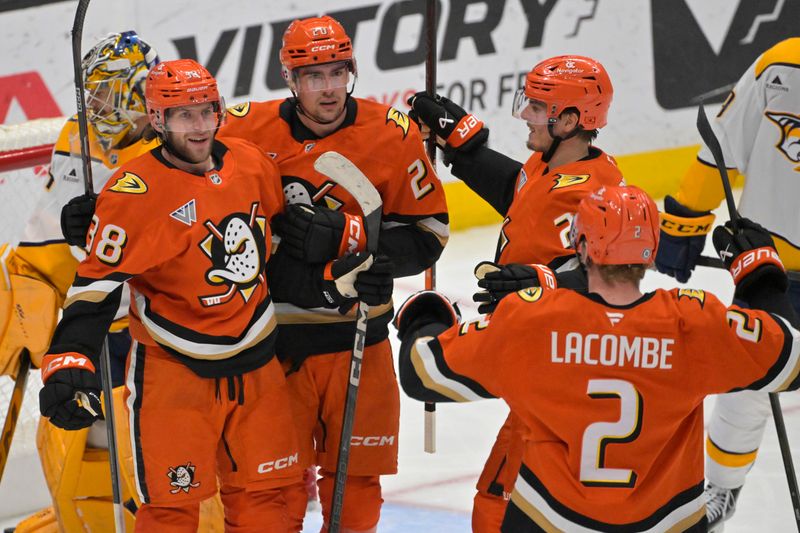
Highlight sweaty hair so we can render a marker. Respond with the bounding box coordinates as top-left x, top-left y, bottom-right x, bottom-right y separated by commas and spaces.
596, 263, 648, 284
561, 107, 599, 142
